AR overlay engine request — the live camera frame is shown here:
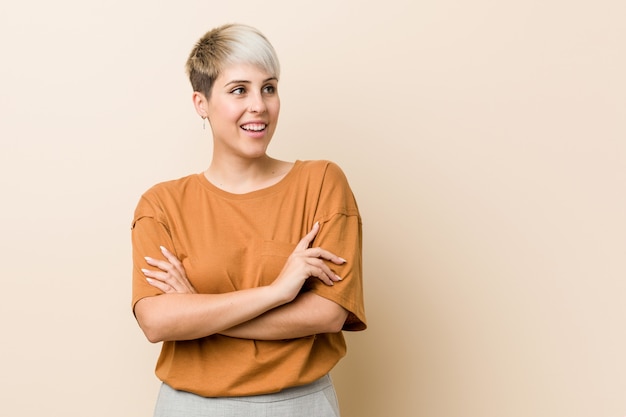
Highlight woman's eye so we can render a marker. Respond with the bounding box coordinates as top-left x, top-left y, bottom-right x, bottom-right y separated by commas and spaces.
231, 87, 245, 95
263, 85, 276, 94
